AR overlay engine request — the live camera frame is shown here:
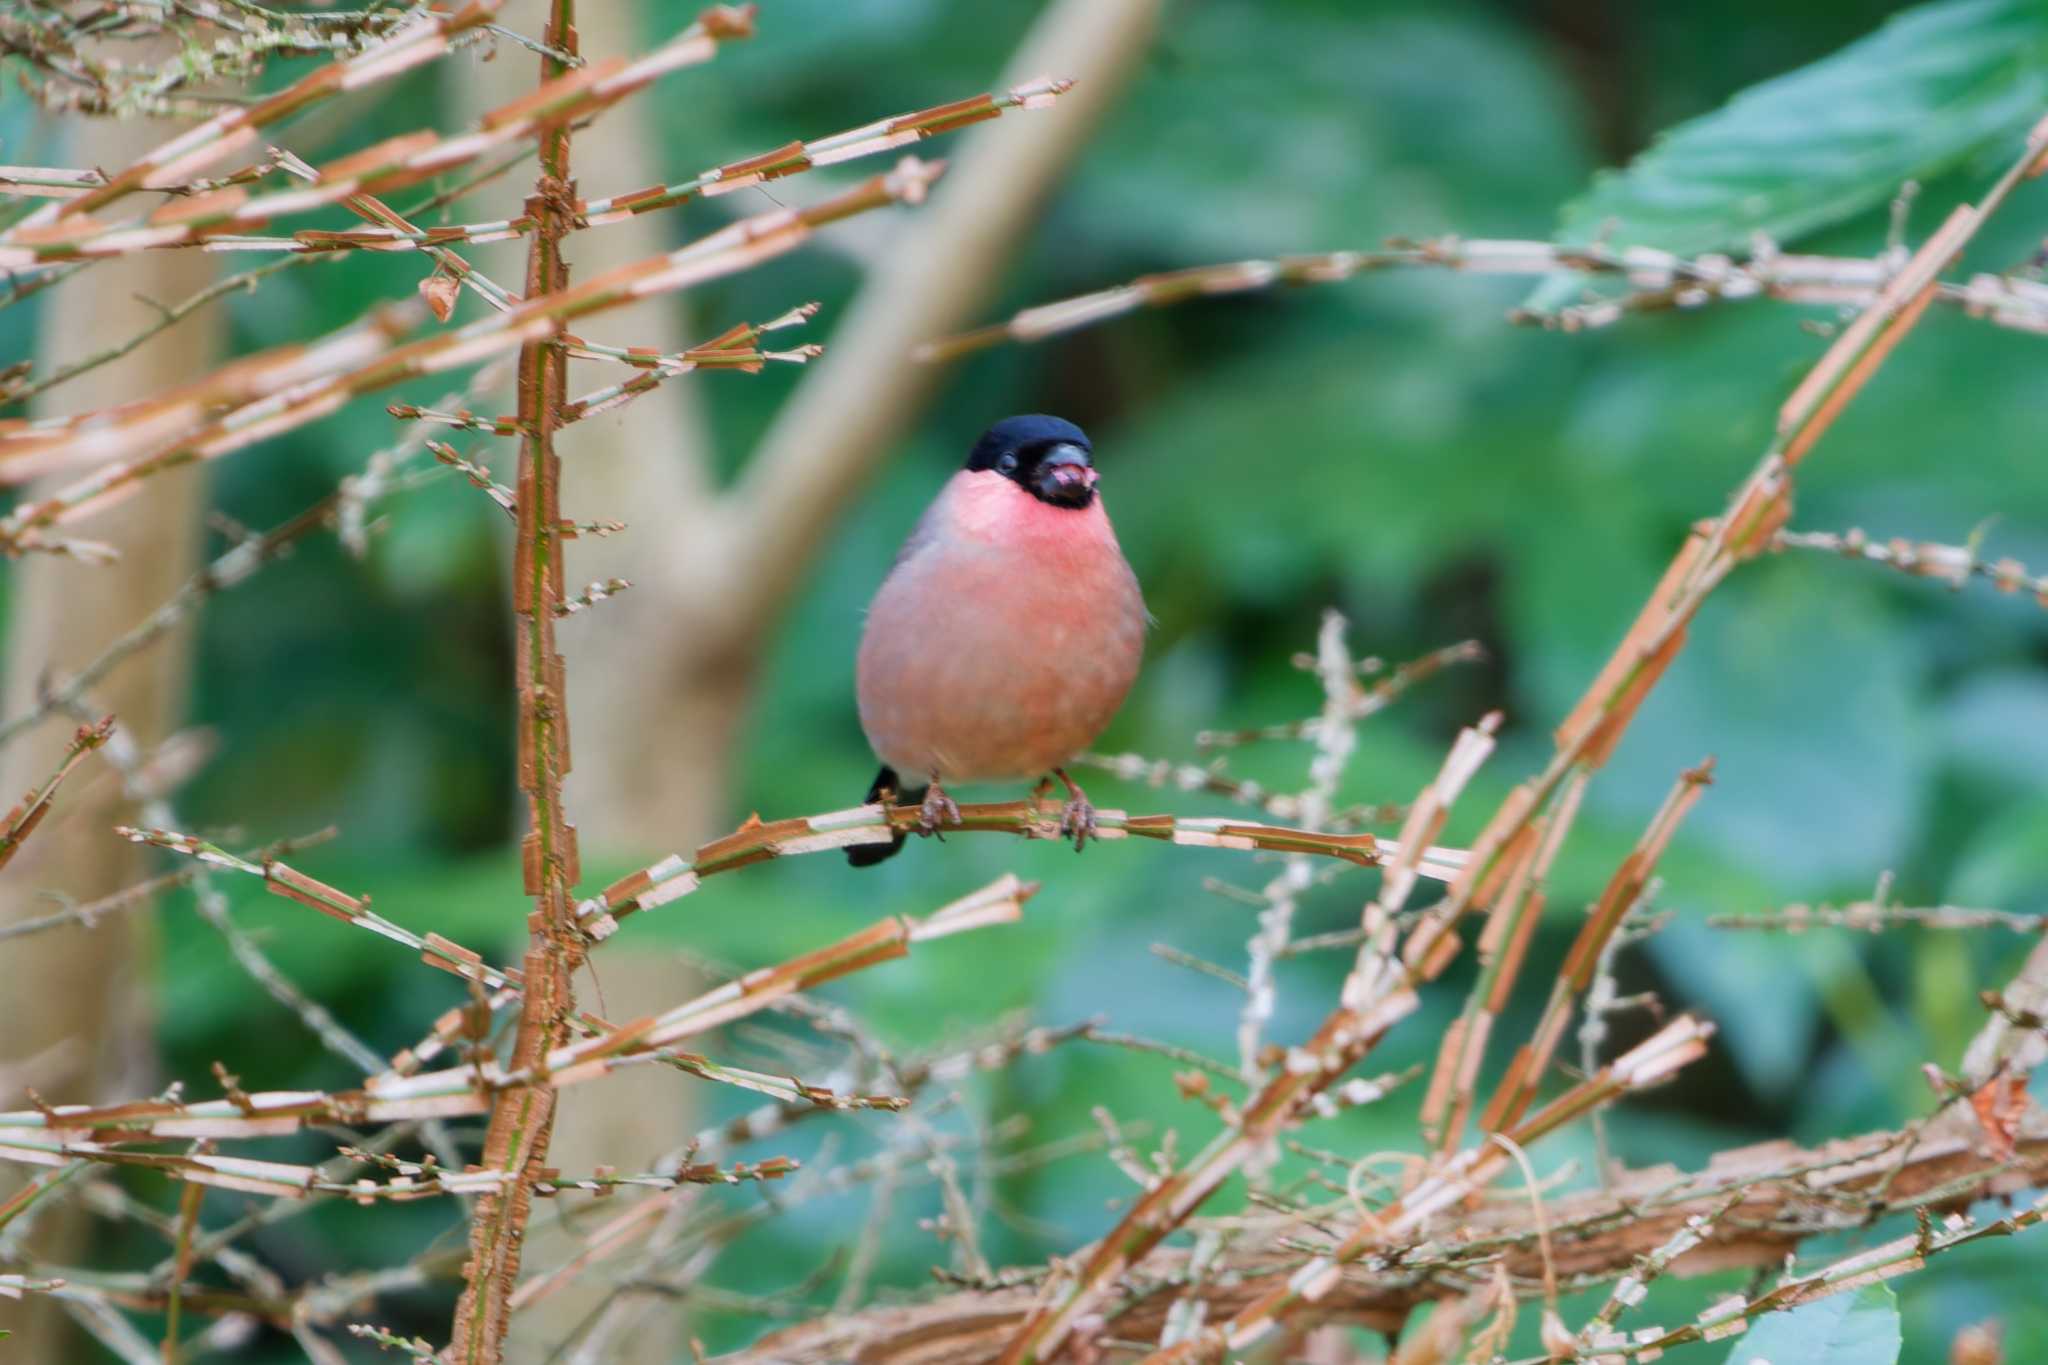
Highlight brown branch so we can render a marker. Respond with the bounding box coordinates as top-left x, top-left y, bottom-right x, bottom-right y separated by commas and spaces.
447, 4, 583, 1360
160, 1178, 203, 1363
1473, 762, 1712, 1141
1417, 768, 1585, 1151
1312, 146, 2048, 1345
728, 1118, 2048, 1365
1, 256, 309, 409
1146, 1019, 1715, 1361
102, 823, 1021, 1112
1962, 933, 2048, 1090
572, 800, 1468, 941
213, 79, 1071, 258
0, 715, 112, 873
